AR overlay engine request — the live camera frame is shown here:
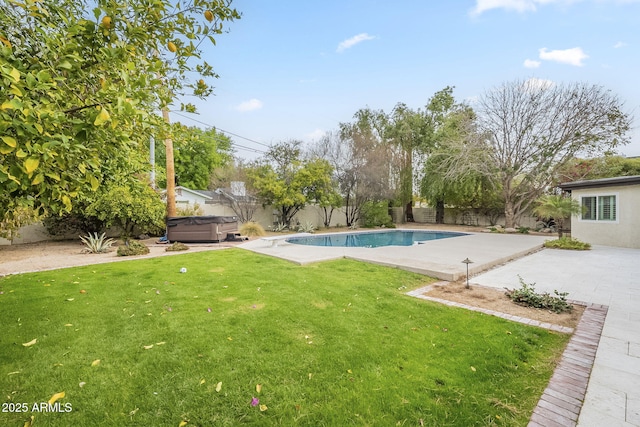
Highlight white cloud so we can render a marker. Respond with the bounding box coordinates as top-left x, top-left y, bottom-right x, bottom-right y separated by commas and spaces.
524, 59, 541, 68
523, 77, 555, 91
305, 129, 326, 141
613, 41, 627, 48
235, 98, 263, 112
471, 0, 640, 15
336, 33, 376, 53
539, 47, 588, 66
